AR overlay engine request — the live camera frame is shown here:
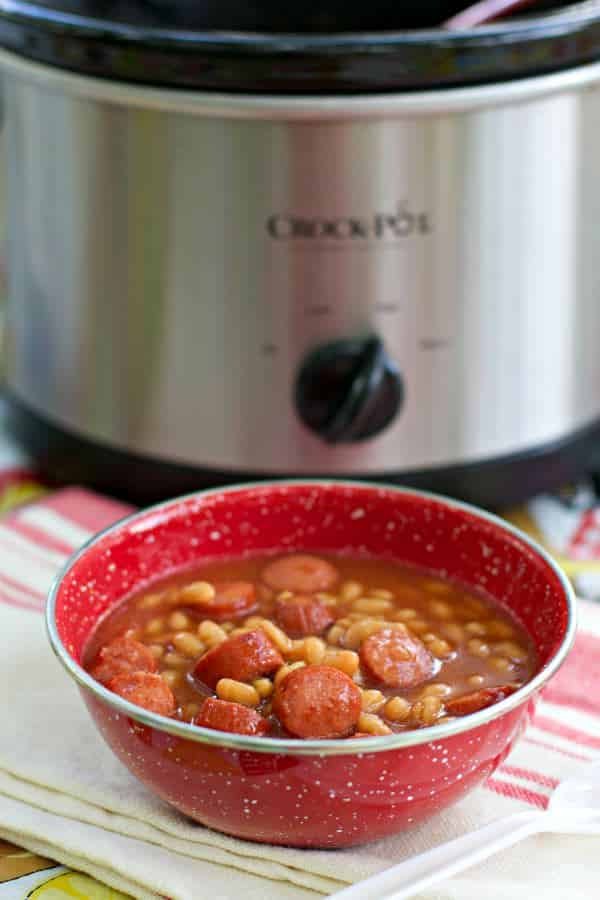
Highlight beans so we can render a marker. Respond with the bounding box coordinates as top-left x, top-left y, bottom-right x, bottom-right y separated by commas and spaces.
422, 632, 439, 643
393, 608, 417, 621
493, 641, 528, 662
323, 649, 360, 677
168, 611, 191, 630
490, 655, 514, 673
420, 682, 452, 698
340, 580, 363, 601
442, 623, 465, 644
411, 695, 442, 726
326, 624, 346, 646
124, 627, 141, 641
93, 558, 534, 740
253, 678, 274, 698
287, 639, 308, 660
369, 588, 394, 600
172, 632, 205, 658
316, 592, 339, 606
160, 670, 181, 688
344, 619, 386, 649
465, 622, 487, 636
216, 678, 260, 707
423, 579, 451, 595
163, 651, 188, 668
245, 615, 293, 652
179, 581, 216, 605
303, 636, 326, 665
274, 661, 305, 687
428, 639, 452, 659
486, 619, 514, 639
198, 620, 227, 647
137, 594, 162, 610
259, 619, 293, 655
467, 638, 491, 658
228, 626, 255, 637
429, 600, 452, 620
384, 696, 411, 722
360, 689, 386, 712
352, 597, 394, 614
145, 617, 166, 637
357, 713, 392, 736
